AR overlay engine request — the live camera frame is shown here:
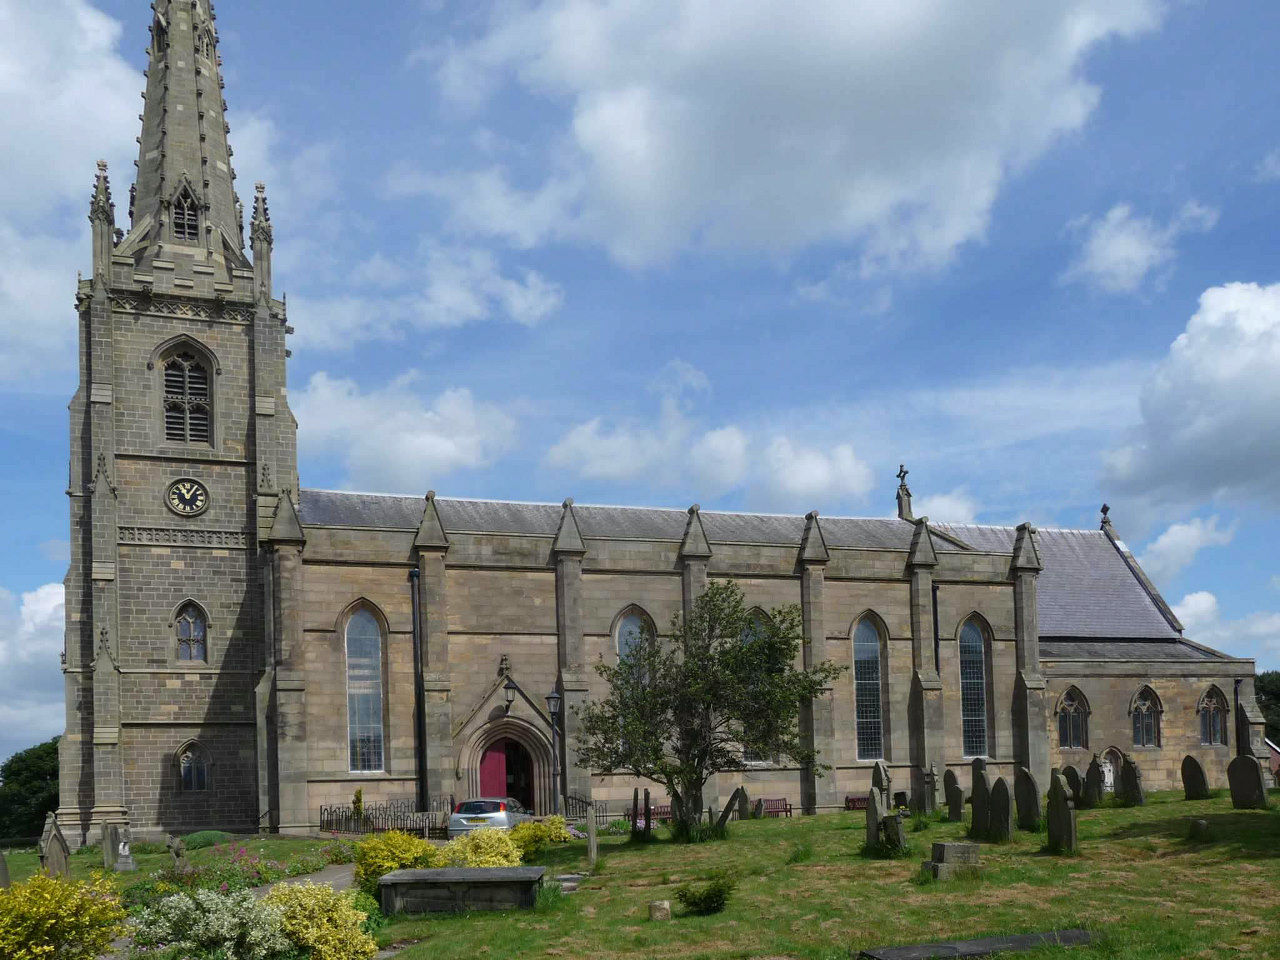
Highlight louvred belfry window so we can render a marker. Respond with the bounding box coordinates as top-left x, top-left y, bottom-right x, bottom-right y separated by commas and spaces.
173, 190, 199, 242
164, 352, 211, 444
